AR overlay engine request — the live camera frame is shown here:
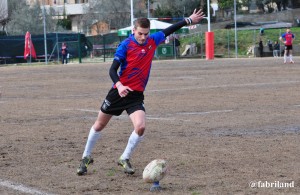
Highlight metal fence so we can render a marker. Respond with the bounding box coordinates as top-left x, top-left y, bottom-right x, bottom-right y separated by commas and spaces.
0, 33, 86, 65
82, 33, 124, 64
1, 27, 299, 65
